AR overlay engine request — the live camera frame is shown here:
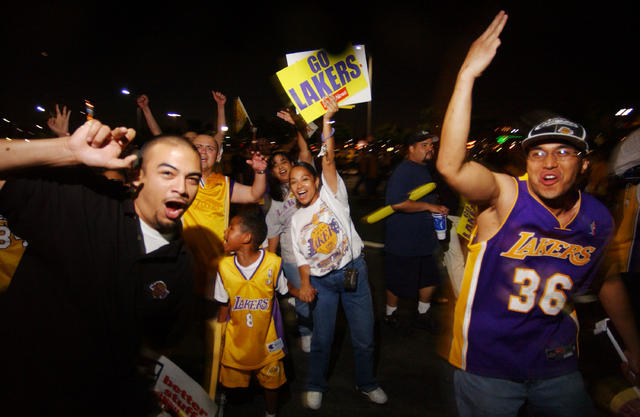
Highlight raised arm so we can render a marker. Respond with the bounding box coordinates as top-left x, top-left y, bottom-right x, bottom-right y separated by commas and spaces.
436, 11, 508, 205
320, 95, 339, 194
136, 94, 163, 136
276, 108, 313, 165
212, 91, 227, 162
47, 104, 71, 137
0, 120, 136, 187
229, 152, 268, 203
